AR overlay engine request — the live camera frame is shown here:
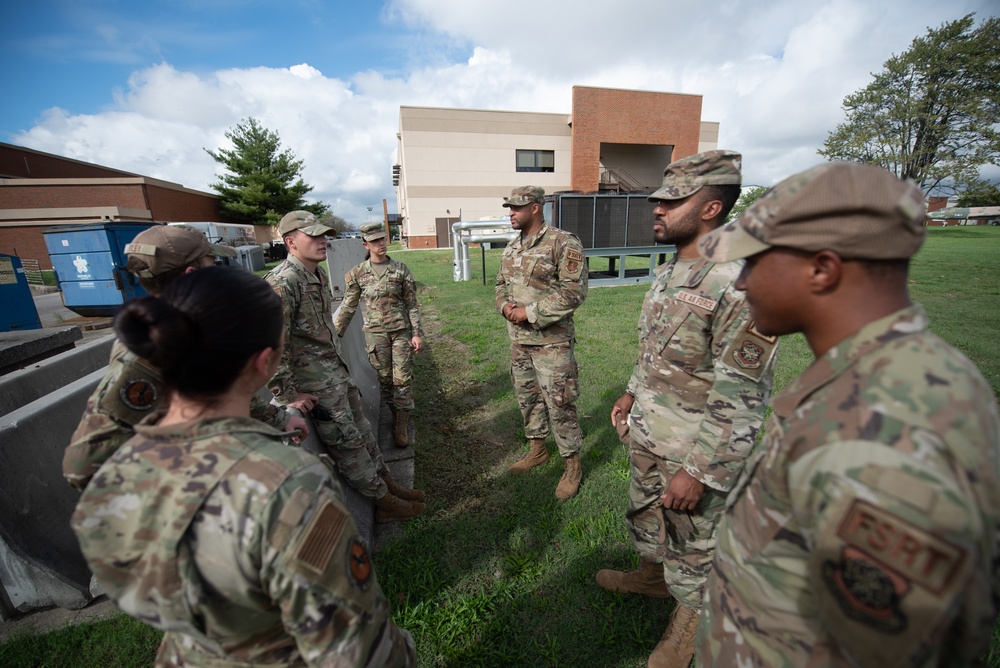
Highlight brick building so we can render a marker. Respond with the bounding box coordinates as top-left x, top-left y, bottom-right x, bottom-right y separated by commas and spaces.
395, 86, 719, 248
0, 143, 225, 269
